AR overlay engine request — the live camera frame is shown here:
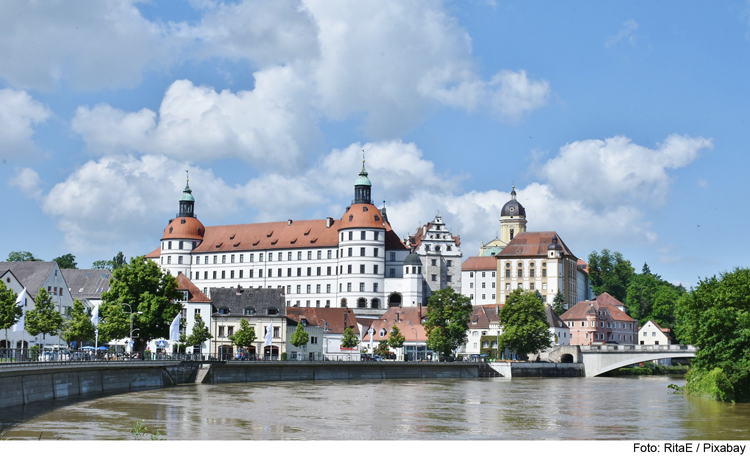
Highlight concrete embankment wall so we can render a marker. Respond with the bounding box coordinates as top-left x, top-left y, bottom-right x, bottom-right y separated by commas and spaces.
0, 361, 197, 409
209, 362, 480, 384
490, 362, 584, 378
